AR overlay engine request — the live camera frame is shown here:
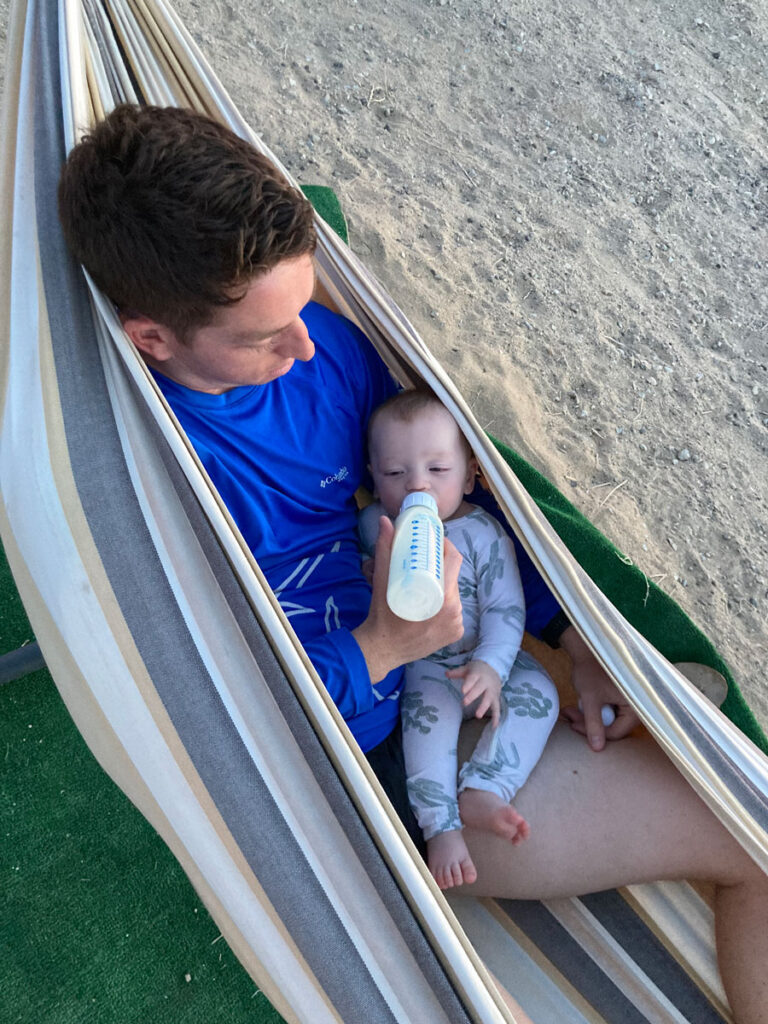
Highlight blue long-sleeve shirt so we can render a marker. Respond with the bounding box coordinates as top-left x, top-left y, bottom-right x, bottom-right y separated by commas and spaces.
153, 301, 560, 751
153, 302, 400, 750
